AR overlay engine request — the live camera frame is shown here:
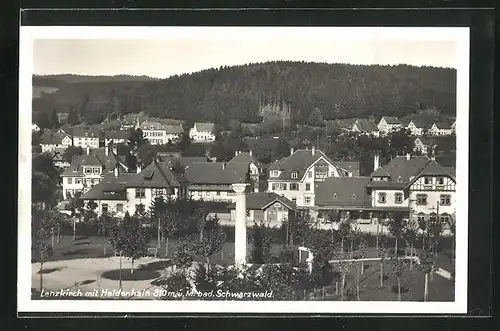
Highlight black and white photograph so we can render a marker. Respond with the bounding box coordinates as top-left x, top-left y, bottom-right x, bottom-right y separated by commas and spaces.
18, 26, 469, 314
